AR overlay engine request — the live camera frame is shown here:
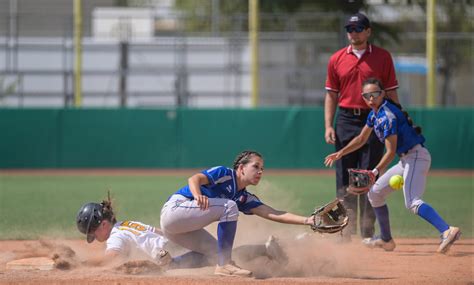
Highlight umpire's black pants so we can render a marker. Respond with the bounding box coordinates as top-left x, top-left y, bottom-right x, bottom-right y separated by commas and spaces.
335, 107, 384, 238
